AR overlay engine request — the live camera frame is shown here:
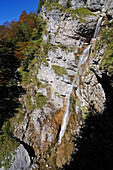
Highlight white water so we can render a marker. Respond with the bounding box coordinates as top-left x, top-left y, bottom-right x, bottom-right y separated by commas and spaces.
58, 17, 103, 145
58, 76, 76, 145
58, 46, 91, 145
94, 17, 103, 38
79, 45, 91, 67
